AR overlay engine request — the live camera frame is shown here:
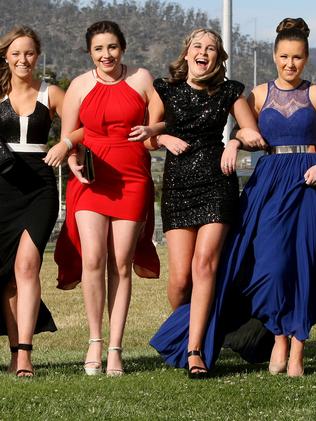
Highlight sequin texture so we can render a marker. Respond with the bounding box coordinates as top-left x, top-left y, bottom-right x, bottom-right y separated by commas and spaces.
154, 78, 244, 232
